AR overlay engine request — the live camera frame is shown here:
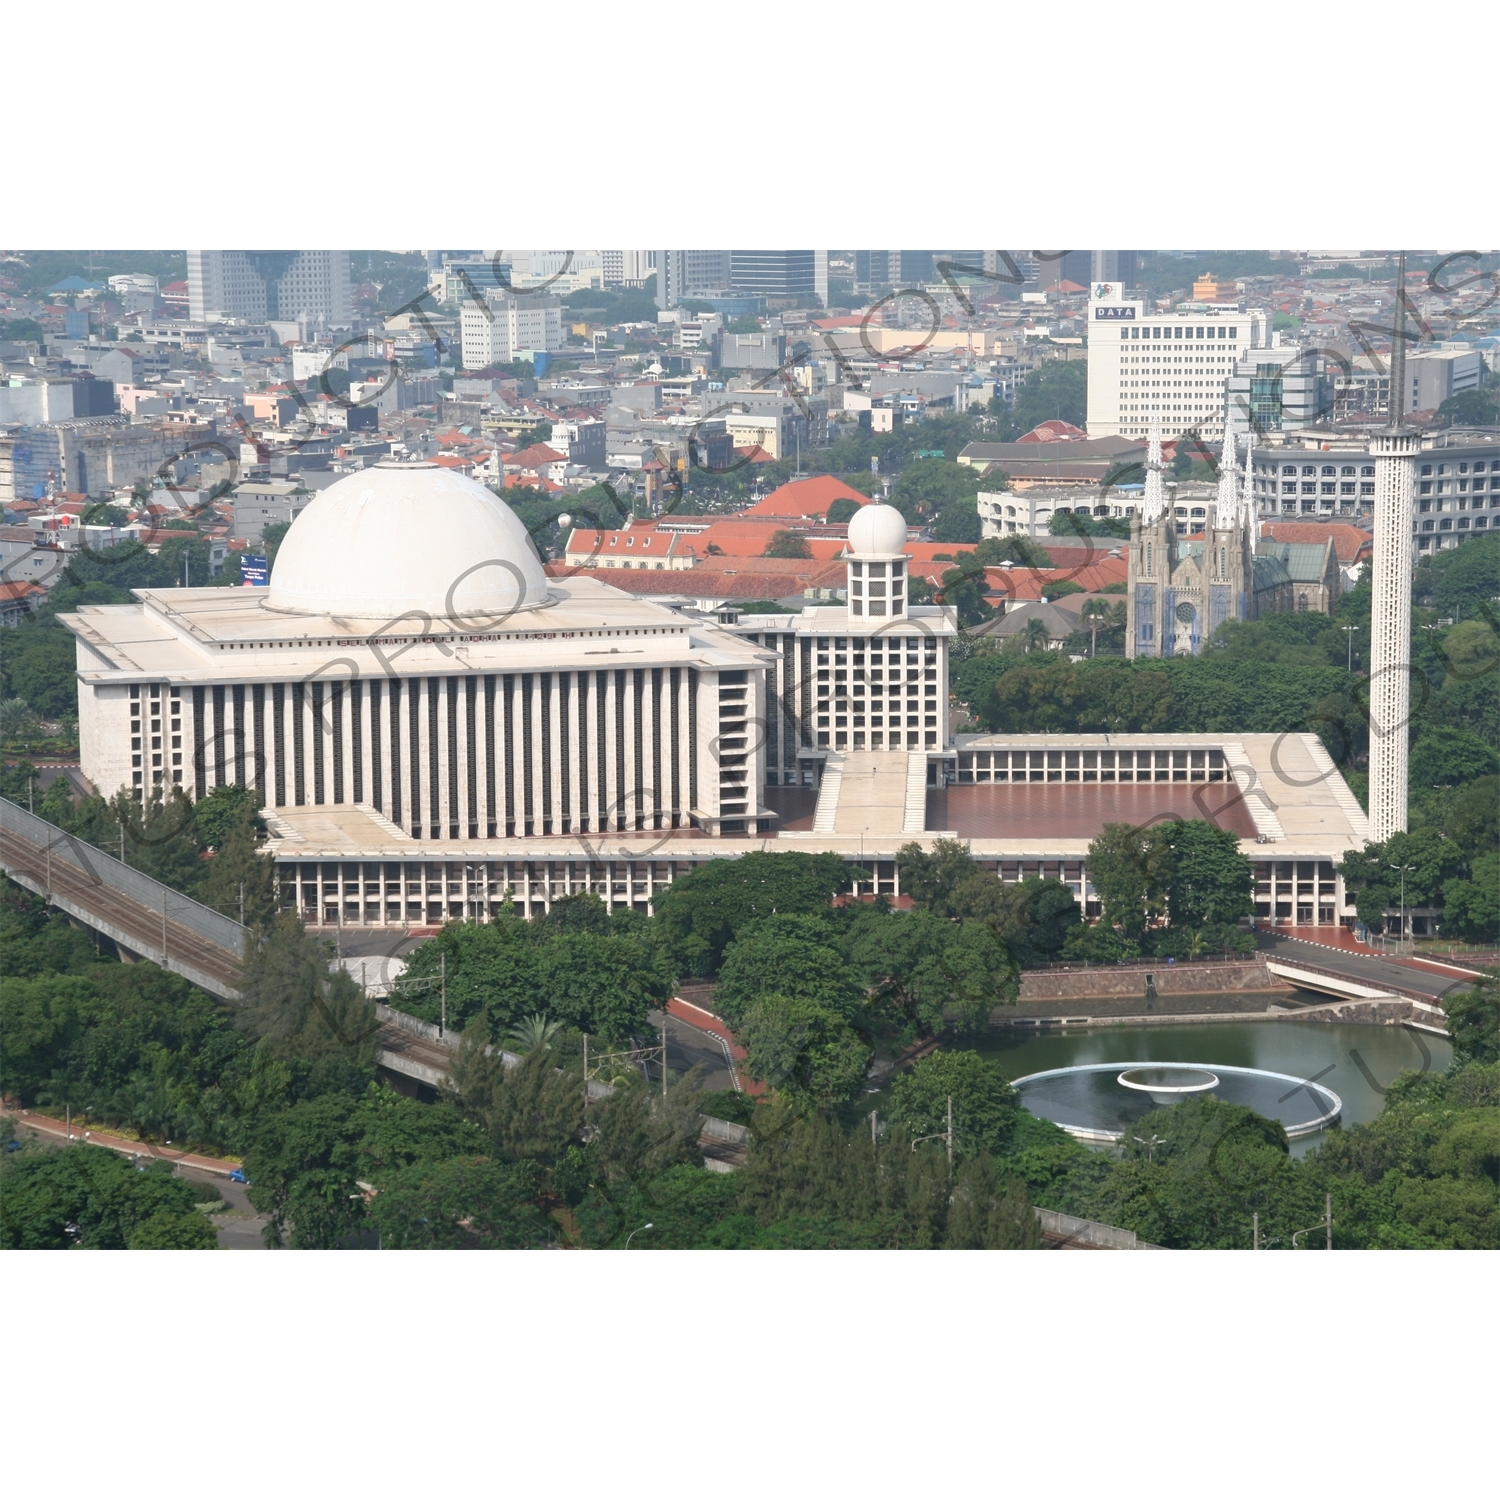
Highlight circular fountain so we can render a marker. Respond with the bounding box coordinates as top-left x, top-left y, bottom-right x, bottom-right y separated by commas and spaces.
1117, 1066, 1219, 1106
1011, 1062, 1342, 1144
